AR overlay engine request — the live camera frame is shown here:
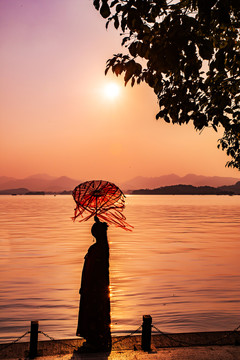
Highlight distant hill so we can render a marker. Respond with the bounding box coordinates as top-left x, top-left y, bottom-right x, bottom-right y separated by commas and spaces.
0, 175, 80, 192
25, 173, 56, 181
219, 181, 240, 194
132, 184, 236, 195
120, 174, 240, 190
0, 176, 16, 185
0, 188, 29, 195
